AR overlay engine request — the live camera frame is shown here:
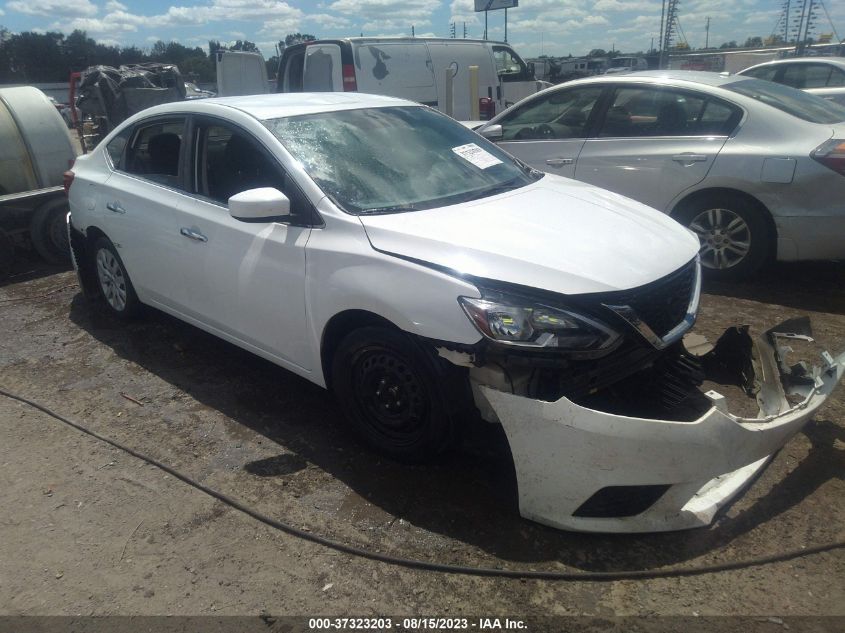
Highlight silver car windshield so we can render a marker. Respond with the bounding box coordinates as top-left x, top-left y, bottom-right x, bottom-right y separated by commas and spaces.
723, 78, 845, 124
263, 106, 540, 215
